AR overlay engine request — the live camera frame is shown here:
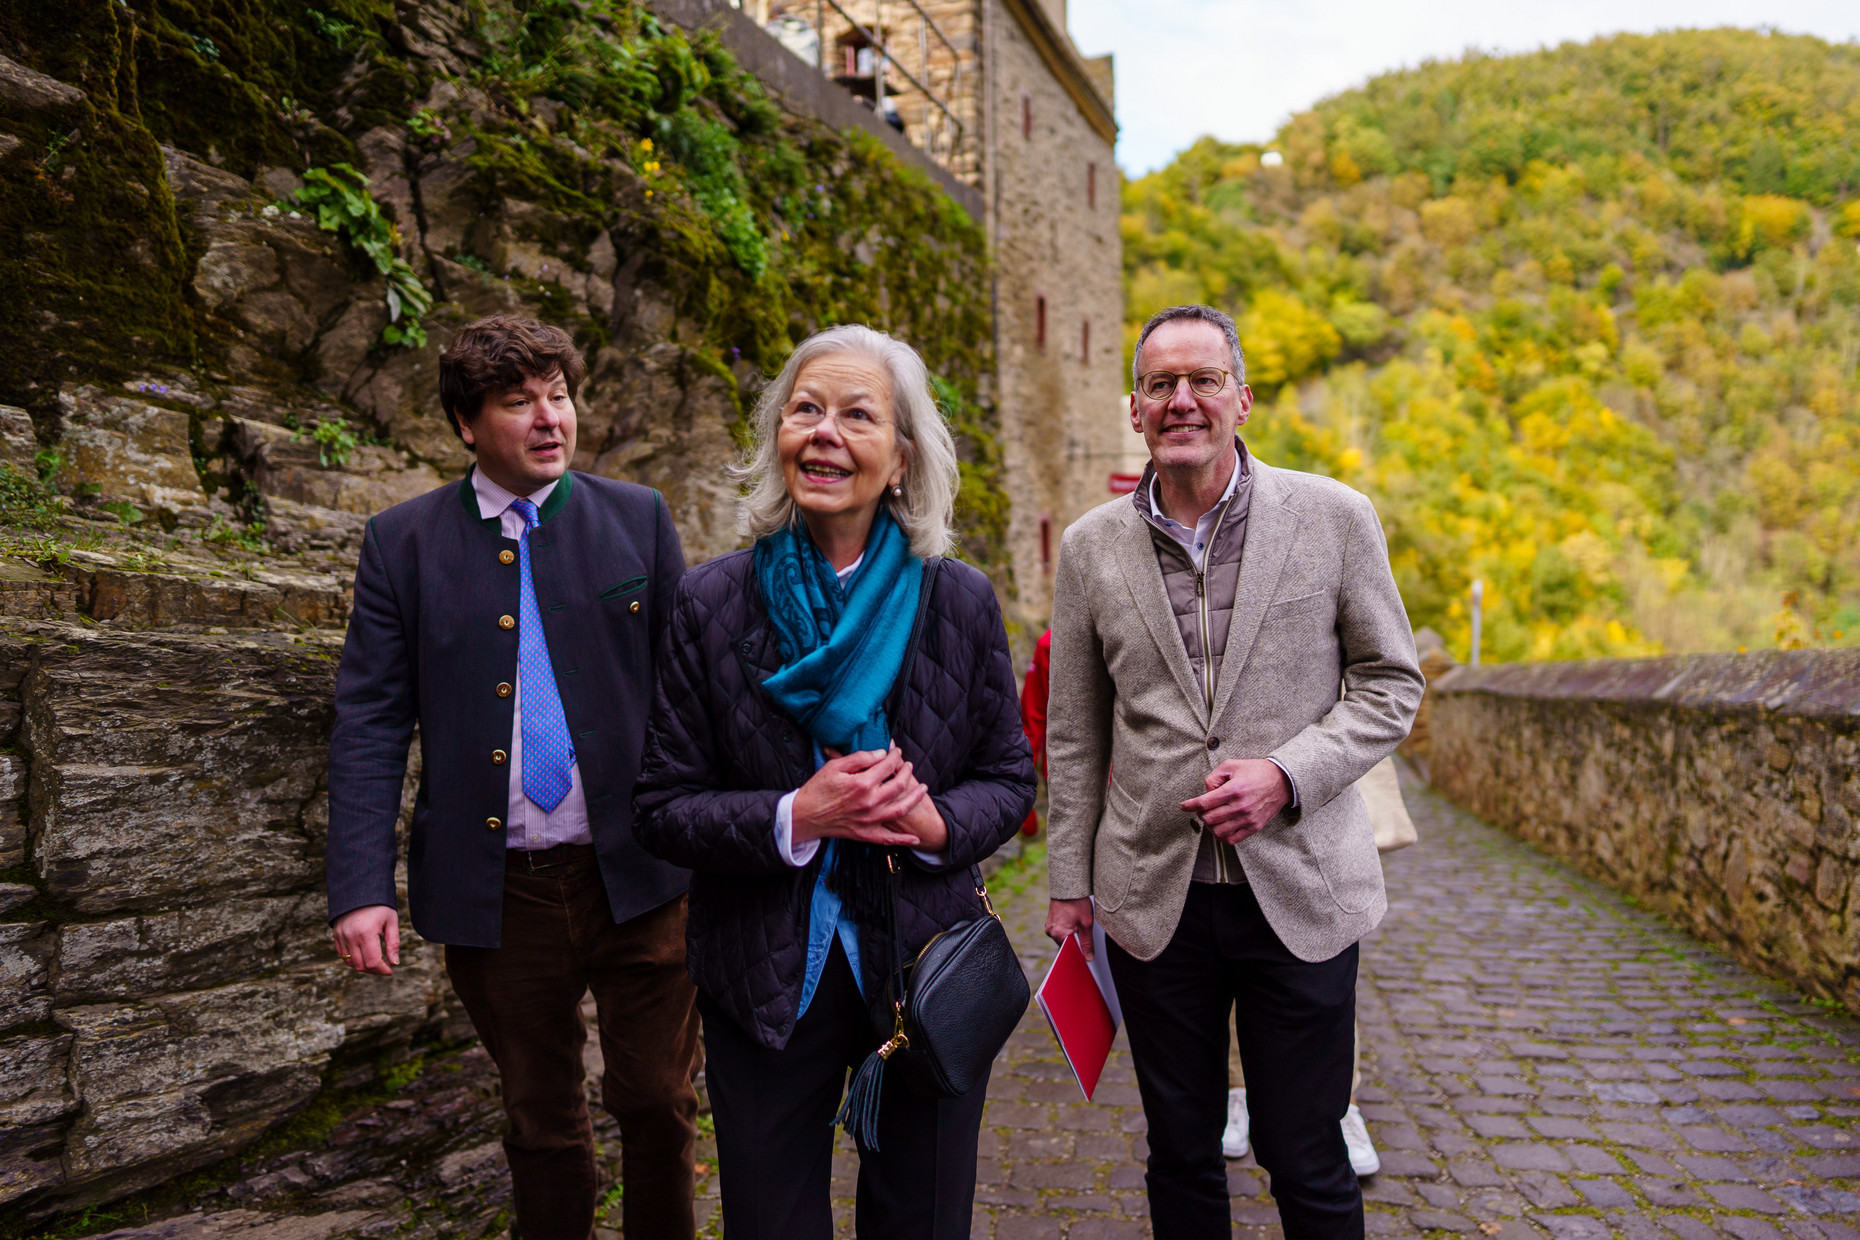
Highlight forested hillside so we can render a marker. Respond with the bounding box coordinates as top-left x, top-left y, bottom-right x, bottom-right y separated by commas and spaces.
1124, 29, 1860, 660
